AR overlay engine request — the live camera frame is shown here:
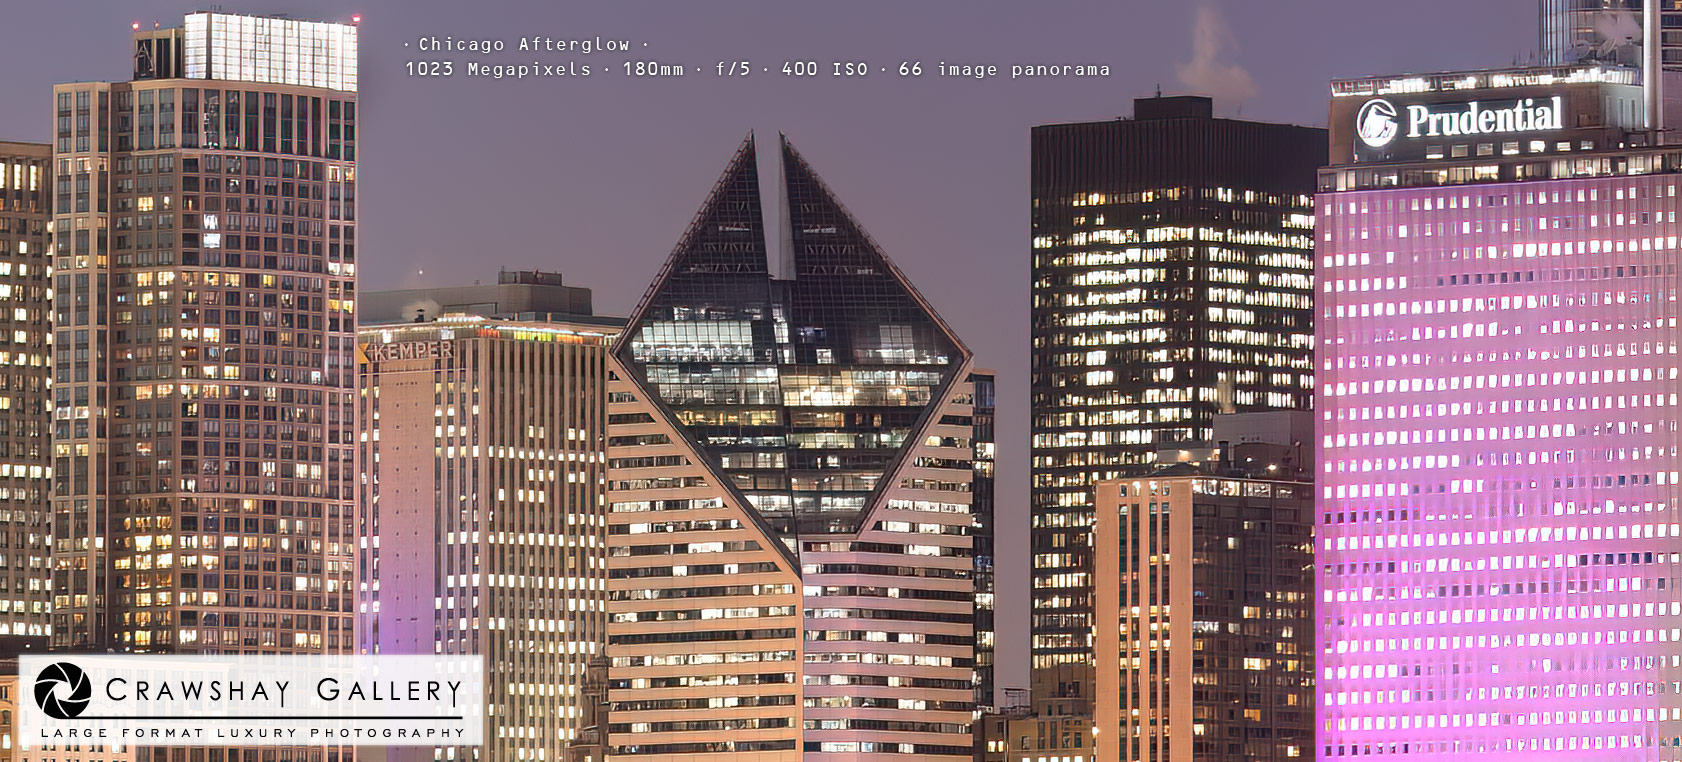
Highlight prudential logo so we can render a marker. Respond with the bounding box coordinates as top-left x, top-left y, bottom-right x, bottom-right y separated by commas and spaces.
1356, 98, 1399, 148
34, 662, 92, 720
